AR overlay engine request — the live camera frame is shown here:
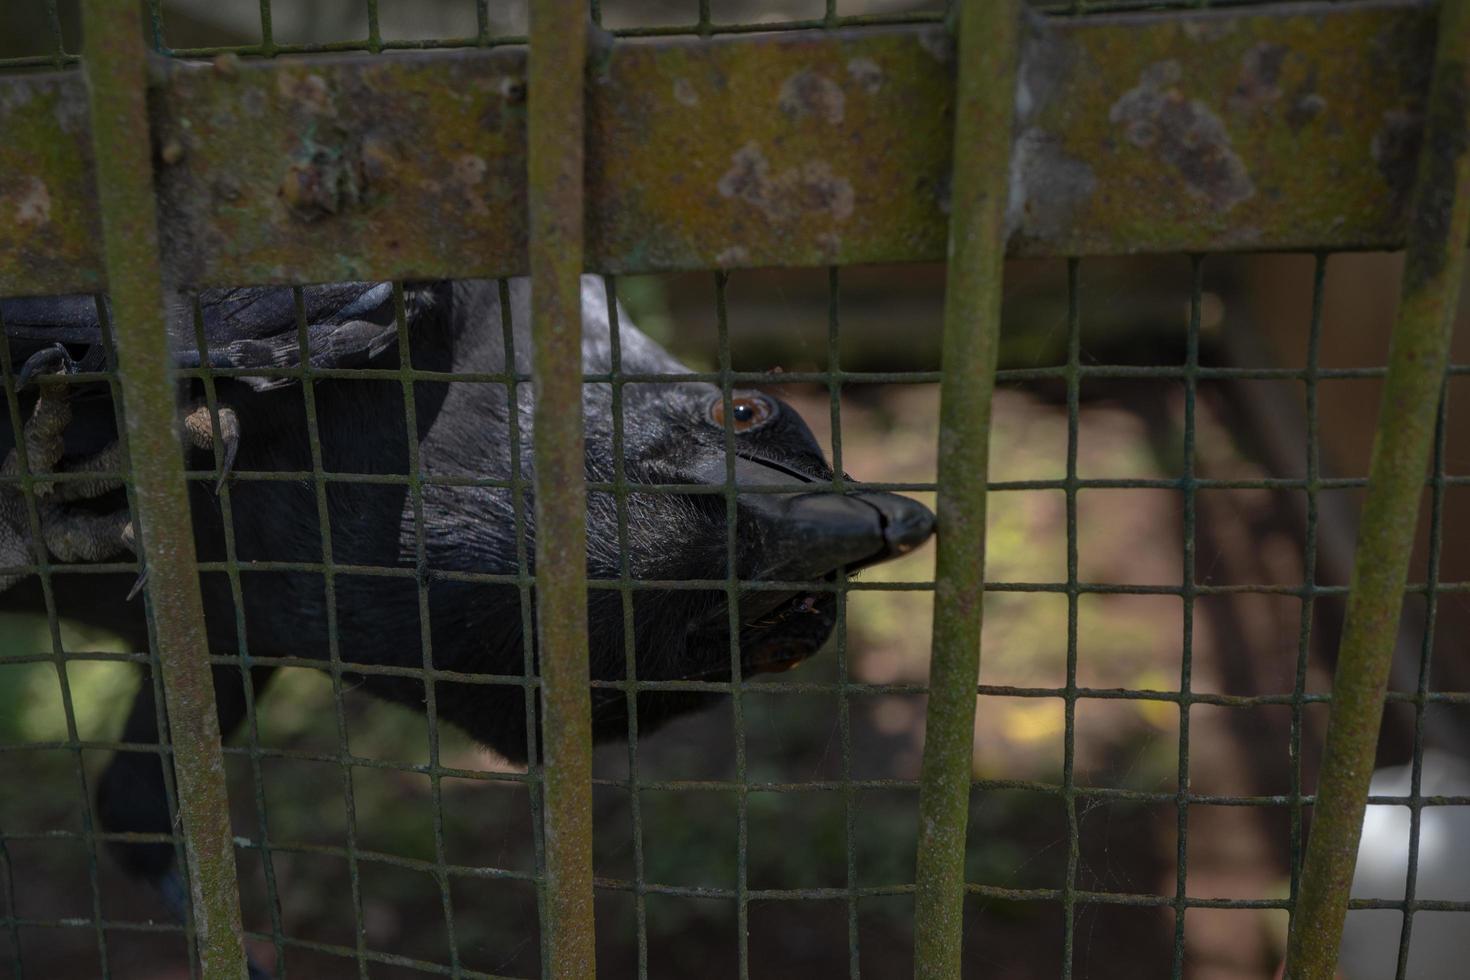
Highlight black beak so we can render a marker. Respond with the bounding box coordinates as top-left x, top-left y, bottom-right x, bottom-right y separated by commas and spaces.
689, 454, 935, 606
